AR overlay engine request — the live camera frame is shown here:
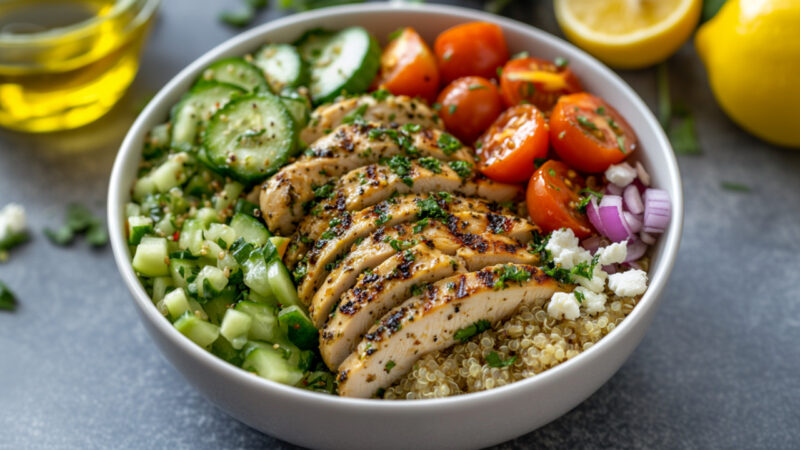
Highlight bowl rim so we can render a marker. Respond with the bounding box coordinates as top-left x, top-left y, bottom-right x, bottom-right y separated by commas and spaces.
108, 2, 683, 410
